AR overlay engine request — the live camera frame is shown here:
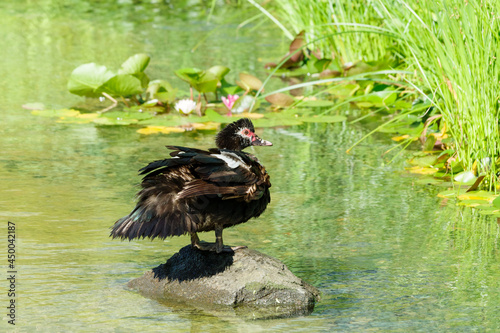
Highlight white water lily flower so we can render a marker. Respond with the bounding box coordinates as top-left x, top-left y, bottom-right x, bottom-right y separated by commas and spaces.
174, 99, 197, 114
